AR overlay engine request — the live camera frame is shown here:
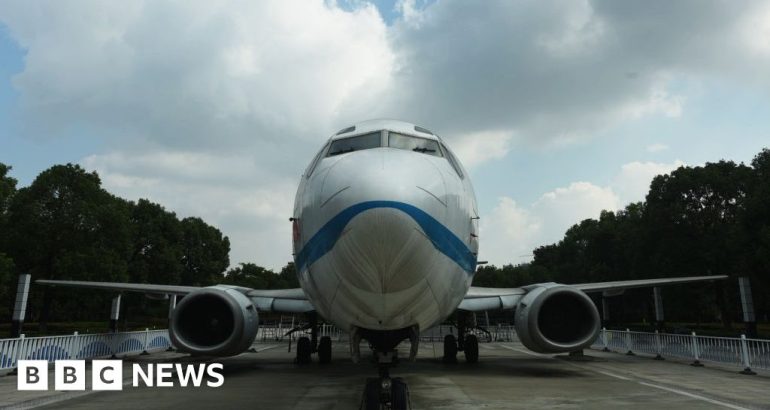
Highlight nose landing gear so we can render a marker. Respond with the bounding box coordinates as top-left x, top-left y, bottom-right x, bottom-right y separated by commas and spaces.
361, 351, 411, 410
356, 326, 417, 409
